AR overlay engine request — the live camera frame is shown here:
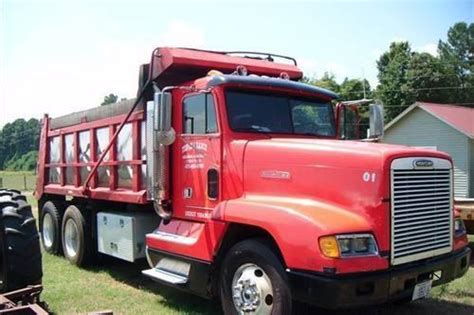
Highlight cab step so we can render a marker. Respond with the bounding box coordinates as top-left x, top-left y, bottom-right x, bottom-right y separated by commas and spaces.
142, 256, 191, 285
142, 268, 188, 284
